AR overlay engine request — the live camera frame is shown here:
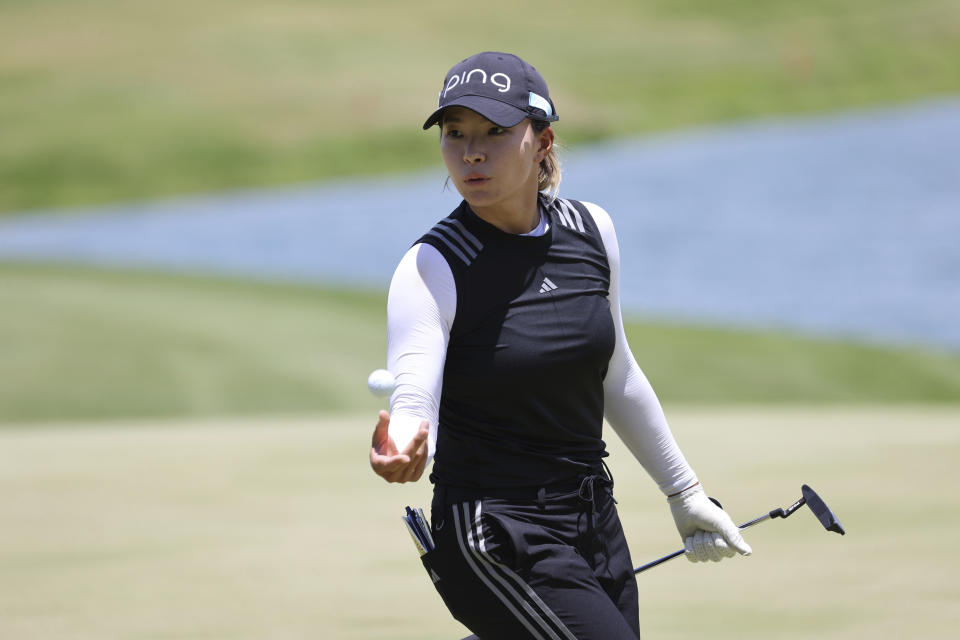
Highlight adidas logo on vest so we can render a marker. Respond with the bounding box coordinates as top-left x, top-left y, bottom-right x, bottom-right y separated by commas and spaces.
538, 277, 558, 294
